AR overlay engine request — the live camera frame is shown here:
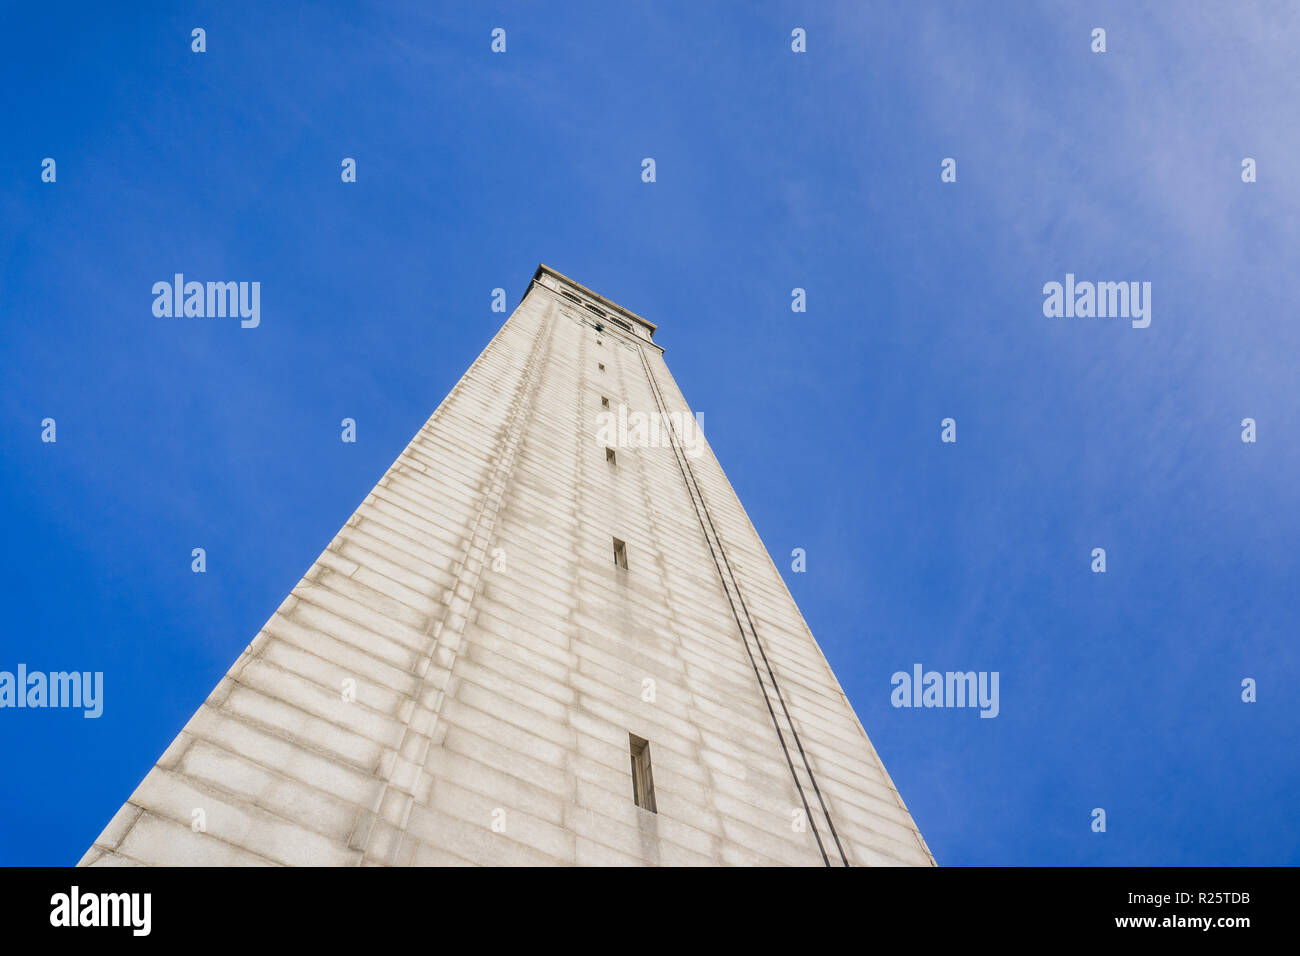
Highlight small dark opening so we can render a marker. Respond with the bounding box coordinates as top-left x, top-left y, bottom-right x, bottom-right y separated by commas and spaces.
629, 735, 656, 813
